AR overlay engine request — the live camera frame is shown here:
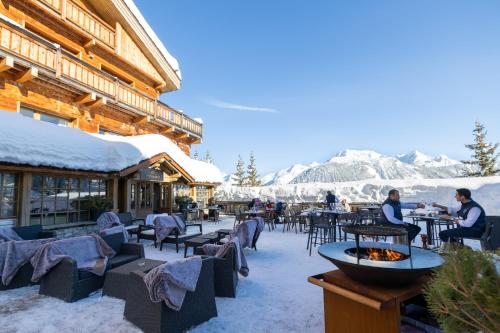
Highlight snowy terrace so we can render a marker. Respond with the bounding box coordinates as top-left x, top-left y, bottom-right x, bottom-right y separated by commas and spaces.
0, 216, 328, 333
